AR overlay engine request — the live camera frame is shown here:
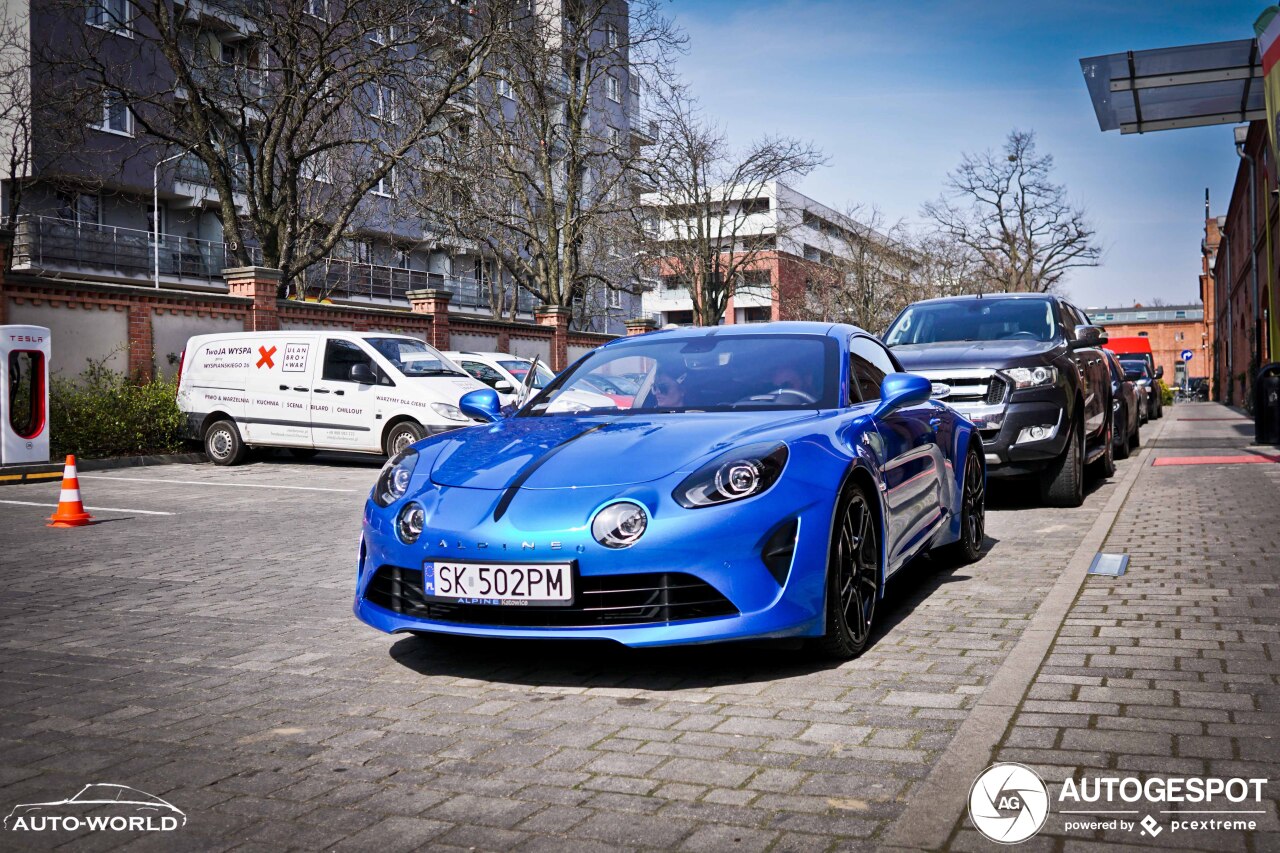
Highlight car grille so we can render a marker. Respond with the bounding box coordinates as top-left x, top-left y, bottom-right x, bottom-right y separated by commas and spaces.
922, 370, 1009, 406
365, 566, 738, 627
